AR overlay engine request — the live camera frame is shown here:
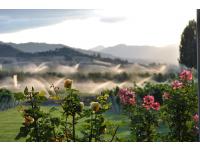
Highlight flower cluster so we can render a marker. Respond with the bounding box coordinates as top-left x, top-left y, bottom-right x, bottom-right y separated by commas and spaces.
171, 70, 193, 90
142, 95, 160, 111
179, 69, 193, 81
118, 88, 136, 105
171, 80, 183, 89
